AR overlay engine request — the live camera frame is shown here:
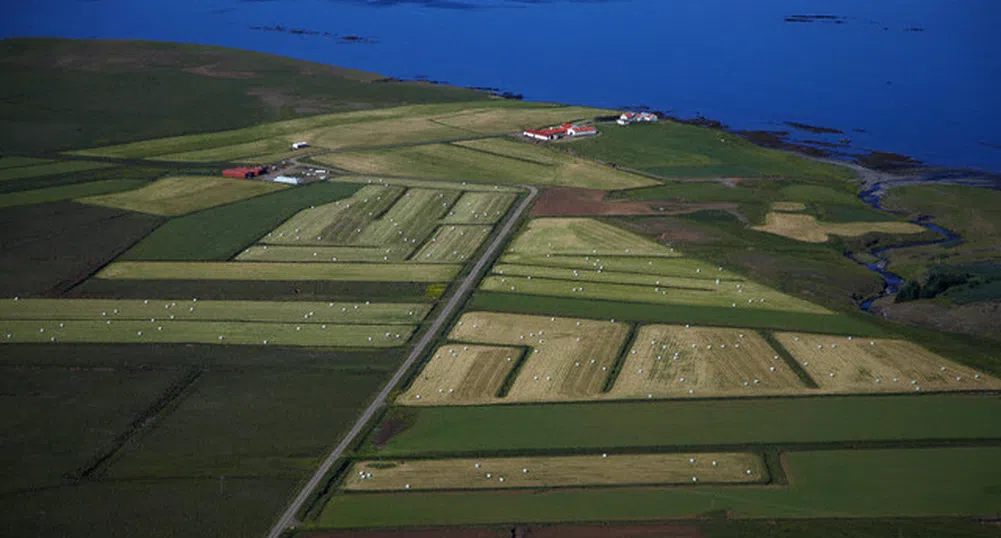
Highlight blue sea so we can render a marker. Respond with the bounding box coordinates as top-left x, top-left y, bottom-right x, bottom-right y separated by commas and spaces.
3, 0, 999, 172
